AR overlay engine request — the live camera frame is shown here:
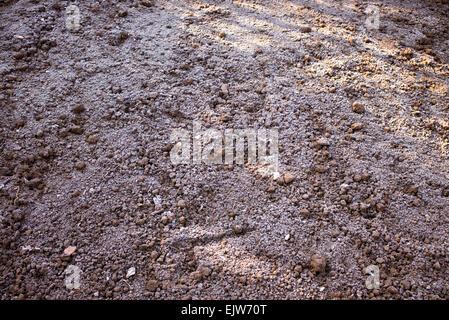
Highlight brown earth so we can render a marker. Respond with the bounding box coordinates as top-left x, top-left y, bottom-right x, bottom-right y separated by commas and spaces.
0, 0, 448, 300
